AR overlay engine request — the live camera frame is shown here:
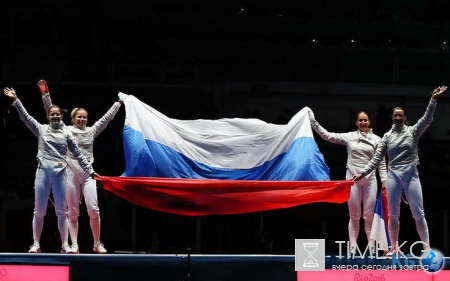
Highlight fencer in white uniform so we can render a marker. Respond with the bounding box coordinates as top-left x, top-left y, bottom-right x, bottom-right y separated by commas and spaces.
40, 80, 121, 254
3, 87, 95, 254
308, 109, 387, 254
353, 85, 447, 256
